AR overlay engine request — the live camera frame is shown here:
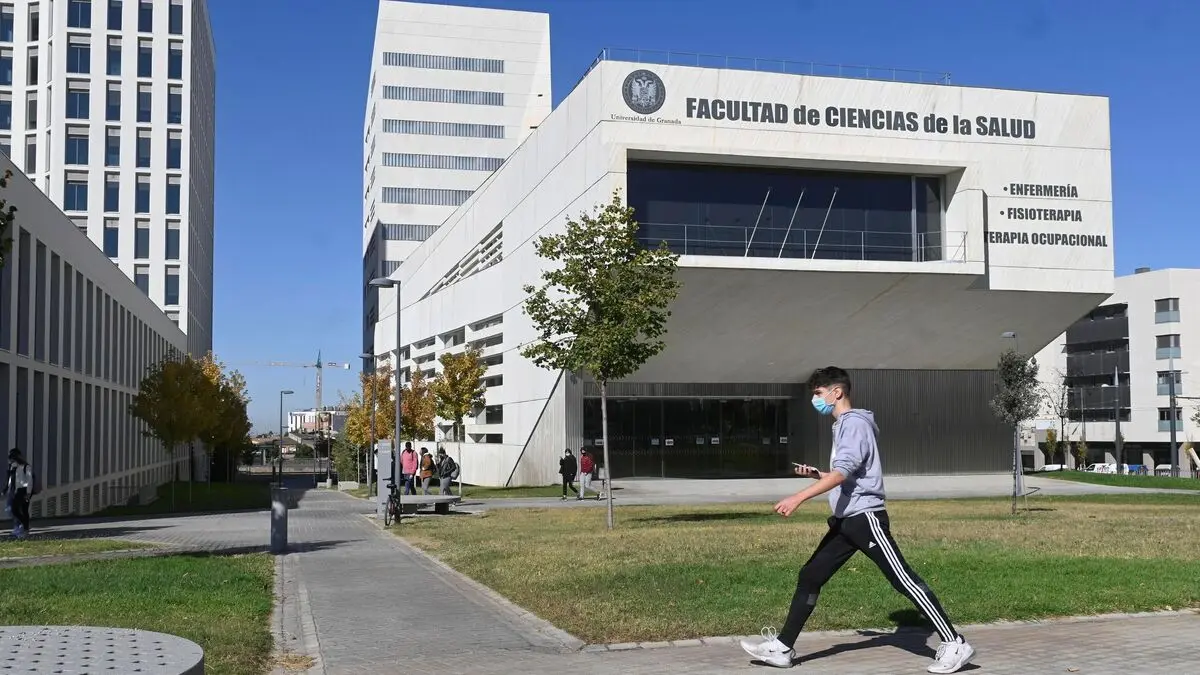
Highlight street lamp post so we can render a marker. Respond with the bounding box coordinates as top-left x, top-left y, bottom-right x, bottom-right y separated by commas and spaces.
370, 277, 402, 492
278, 390, 294, 486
